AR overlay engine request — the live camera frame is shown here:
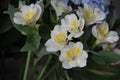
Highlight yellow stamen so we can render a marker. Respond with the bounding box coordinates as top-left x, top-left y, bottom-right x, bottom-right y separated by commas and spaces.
85, 8, 93, 18
84, 8, 95, 24
70, 20, 78, 32
73, 47, 81, 56
66, 50, 73, 60
66, 47, 82, 61
24, 11, 34, 23
54, 32, 66, 44
98, 27, 107, 39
